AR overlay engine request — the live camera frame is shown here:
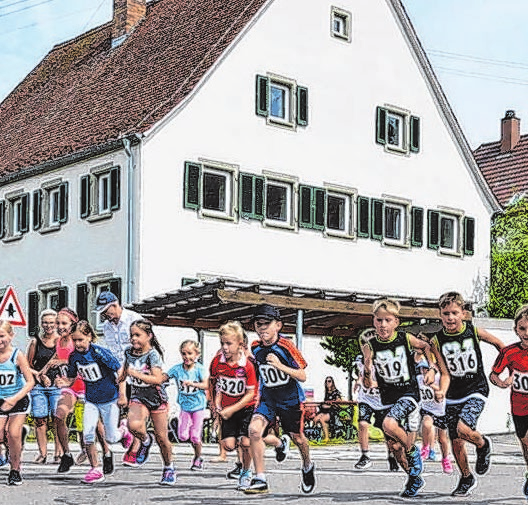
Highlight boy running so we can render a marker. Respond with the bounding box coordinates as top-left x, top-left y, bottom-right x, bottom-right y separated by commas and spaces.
362, 298, 449, 498
430, 291, 504, 497
245, 304, 314, 495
